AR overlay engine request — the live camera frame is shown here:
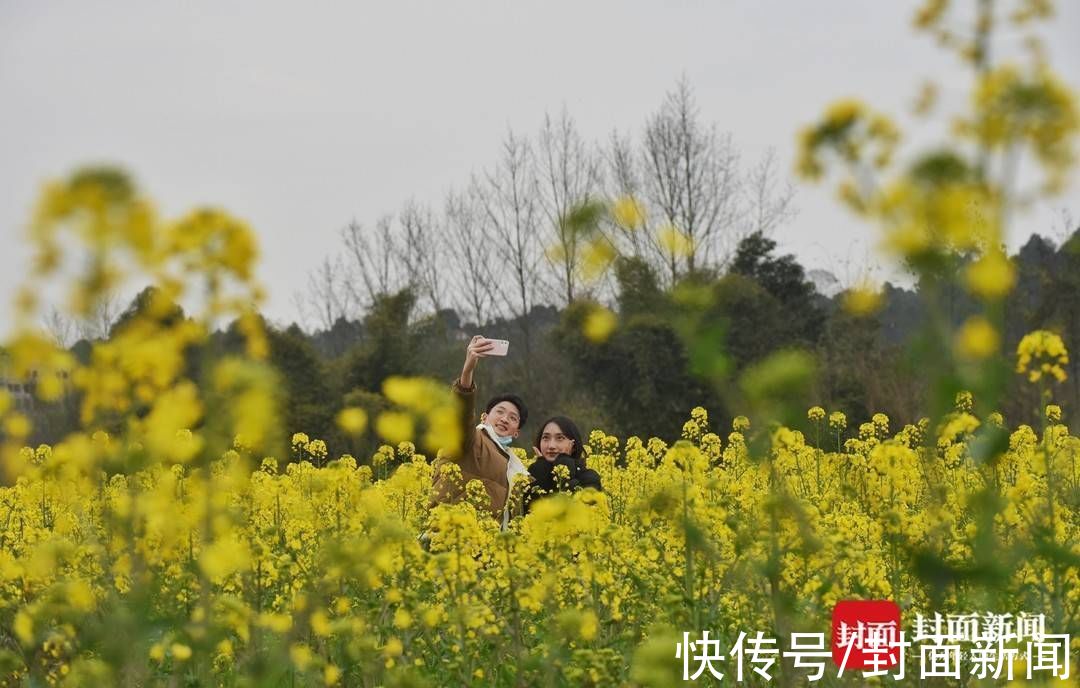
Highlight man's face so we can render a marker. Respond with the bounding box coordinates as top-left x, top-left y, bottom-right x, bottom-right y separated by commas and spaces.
483, 401, 521, 438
